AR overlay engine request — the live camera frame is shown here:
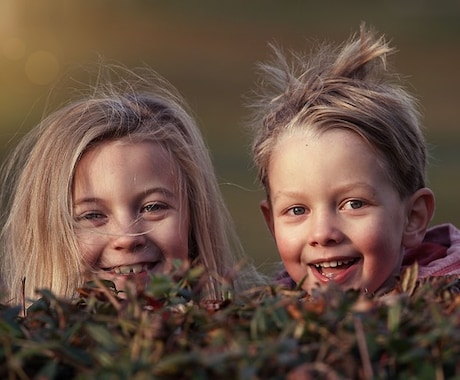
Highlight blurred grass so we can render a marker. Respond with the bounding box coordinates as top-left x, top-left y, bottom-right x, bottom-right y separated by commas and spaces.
1, 0, 459, 273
